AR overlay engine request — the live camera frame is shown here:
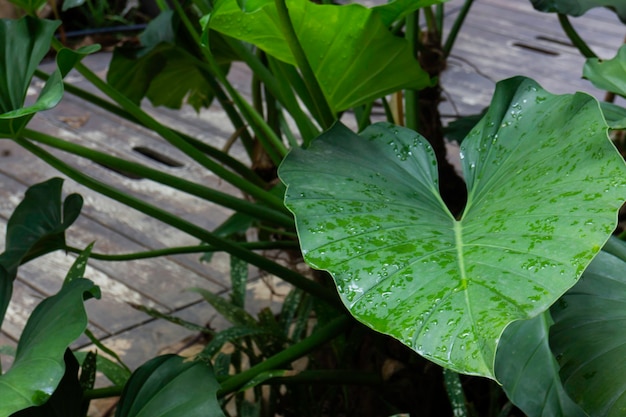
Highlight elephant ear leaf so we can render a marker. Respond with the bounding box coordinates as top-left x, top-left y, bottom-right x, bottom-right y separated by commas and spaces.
583, 44, 626, 97
207, 0, 433, 113
530, 0, 626, 22
0, 17, 99, 138
0, 178, 83, 330
550, 237, 626, 417
279, 76, 626, 377
0, 275, 99, 416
